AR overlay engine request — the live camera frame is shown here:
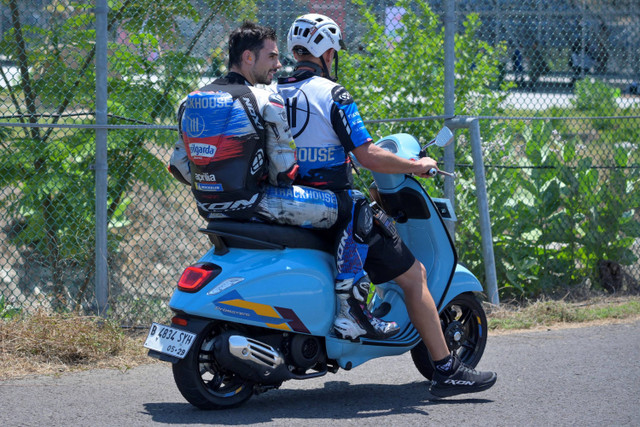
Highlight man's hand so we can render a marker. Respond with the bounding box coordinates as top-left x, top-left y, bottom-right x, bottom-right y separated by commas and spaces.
414, 156, 439, 178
